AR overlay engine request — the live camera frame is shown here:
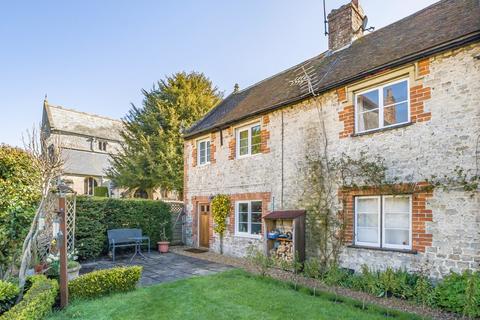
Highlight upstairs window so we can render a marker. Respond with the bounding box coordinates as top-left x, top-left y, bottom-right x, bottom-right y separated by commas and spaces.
236, 123, 261, 157
98, 140, 107, 151
84, 177, 98, 196
355, 79, 409, 133
197, 139, 211, 165
355, 195, 412, 250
